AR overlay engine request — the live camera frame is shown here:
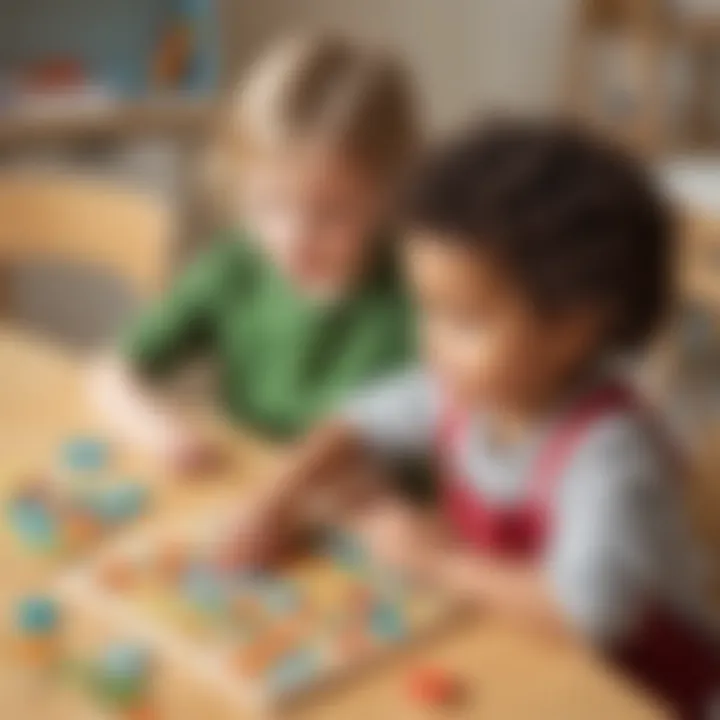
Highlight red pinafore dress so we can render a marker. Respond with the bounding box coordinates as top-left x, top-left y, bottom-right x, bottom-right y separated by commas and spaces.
439, 383, 720, 720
